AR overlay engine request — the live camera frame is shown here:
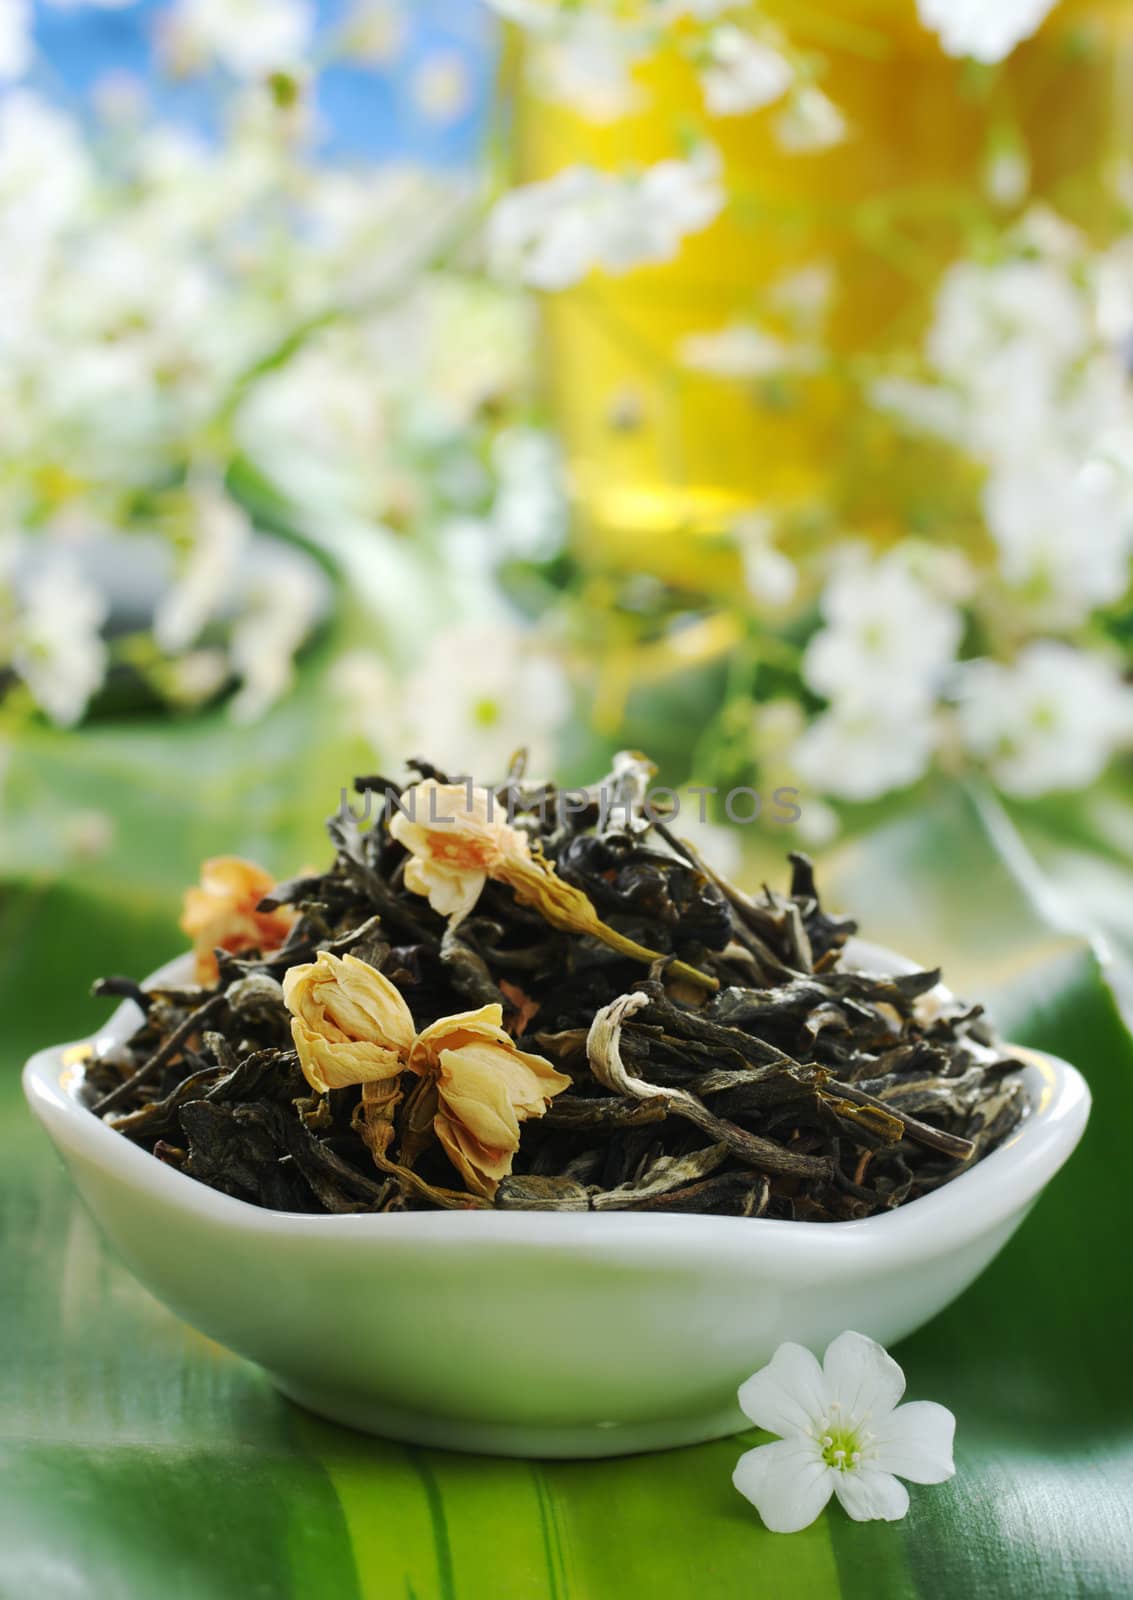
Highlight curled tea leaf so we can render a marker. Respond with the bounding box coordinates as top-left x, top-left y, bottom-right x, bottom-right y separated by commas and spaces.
586, 991, 831, 1180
